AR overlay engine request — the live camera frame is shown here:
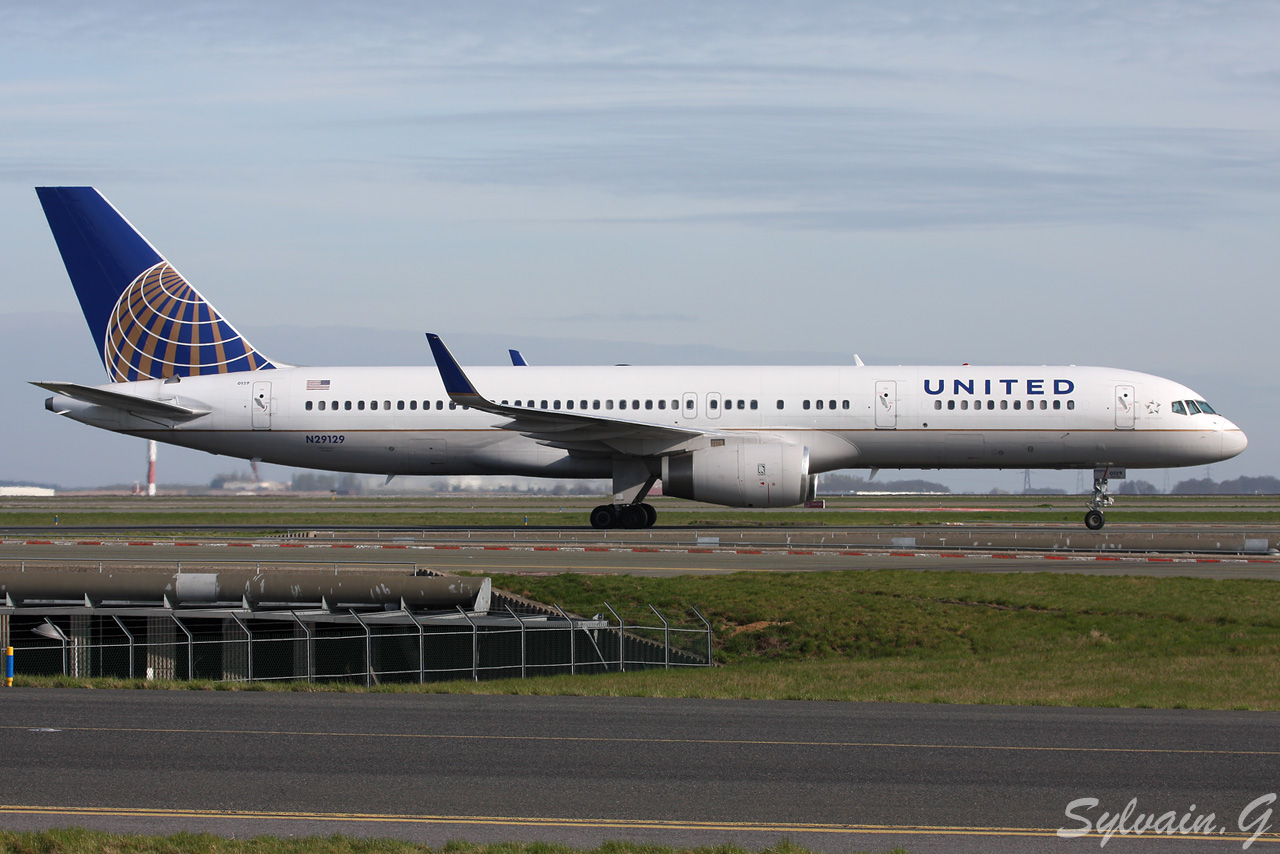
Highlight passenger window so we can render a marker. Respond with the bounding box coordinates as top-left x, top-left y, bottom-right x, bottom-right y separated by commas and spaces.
672, 400, 679, 410
541, 400, 549, 409
961, 400, 968, 410
555, 400, 562, 409
1013, 400, 1021, 410
934, 400, 942, 410
829, 400, 836, 410
657, 400, 665, 410
305, 401, 313, 411
776, 400, 784, 410
1000, 400, 1007, 410
619, 400, 627, 410
449, 402, 456, 410
1067, 400, 1075, 410
751, 400, 758, 410
436, 401, 444, 410
370, 400, 377, 410
333, 401, 338, 410
842, 400, 849, 410
646, 400, 653, 410
397, 401, 405, 410
1052, 400, 1060, 410
947, 400, 955, 410
566, 400, 574, 410
632, 400, 639, 409
803, 400, 811, 410
319, 401, 326, 411
384, 401, 390, 410
358, 400, 366, 411
607, 400, 614, 410
814, 400, 822, 410
593, 400, 601, 410
410, 400, 417, 410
